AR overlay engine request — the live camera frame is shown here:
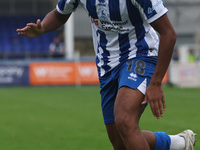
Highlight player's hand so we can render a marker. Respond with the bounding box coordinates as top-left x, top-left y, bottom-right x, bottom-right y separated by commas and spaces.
16, 19, 45, 38
142, 83, 166, 119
